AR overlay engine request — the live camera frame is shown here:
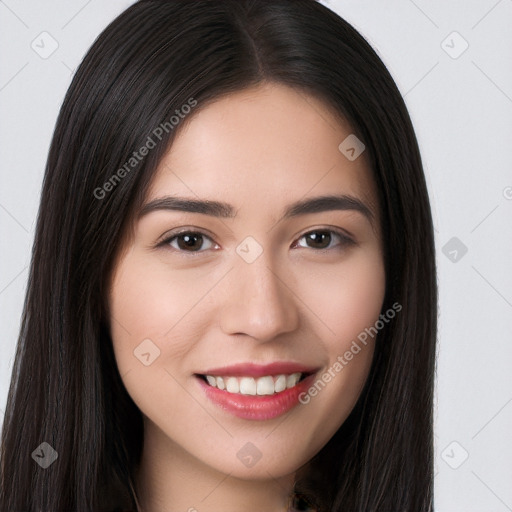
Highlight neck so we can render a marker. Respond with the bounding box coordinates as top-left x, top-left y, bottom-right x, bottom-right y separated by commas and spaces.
134, 419, 296, 512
